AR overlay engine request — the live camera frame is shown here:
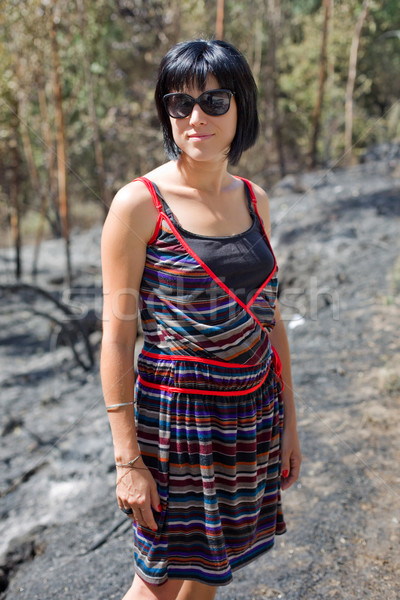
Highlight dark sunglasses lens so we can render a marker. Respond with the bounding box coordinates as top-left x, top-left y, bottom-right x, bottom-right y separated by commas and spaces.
165, 94, 194, 118
199, 91, 231, 115
164, 91, 232, 118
